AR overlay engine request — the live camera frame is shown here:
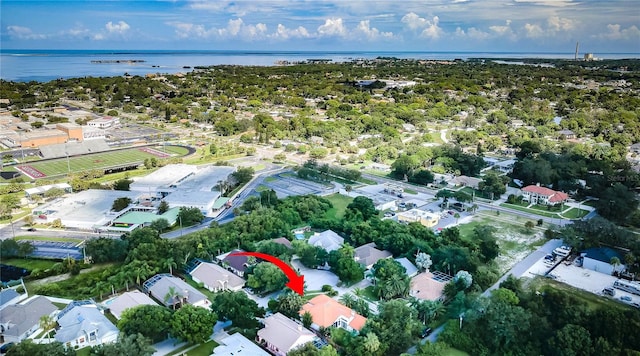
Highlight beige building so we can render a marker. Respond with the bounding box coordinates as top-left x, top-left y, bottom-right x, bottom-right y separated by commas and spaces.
397, 209, 440, 227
